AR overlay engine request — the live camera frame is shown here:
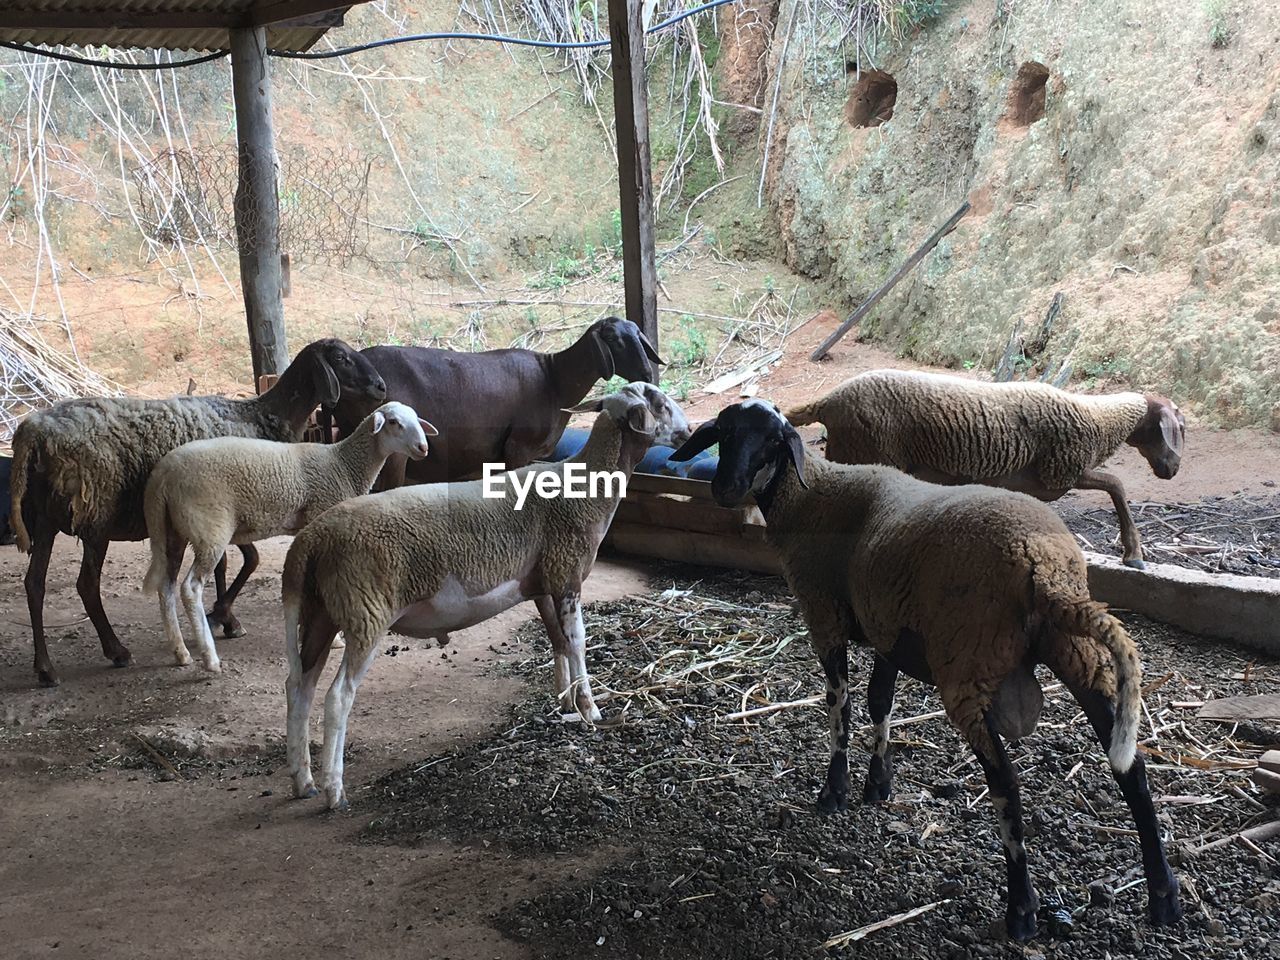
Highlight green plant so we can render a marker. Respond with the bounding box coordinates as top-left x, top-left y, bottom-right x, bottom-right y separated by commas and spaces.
670, 315, 708, 368
661, 371, 695, 402
1205, 0, 1231, 48
1079, 355, 1133, 389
